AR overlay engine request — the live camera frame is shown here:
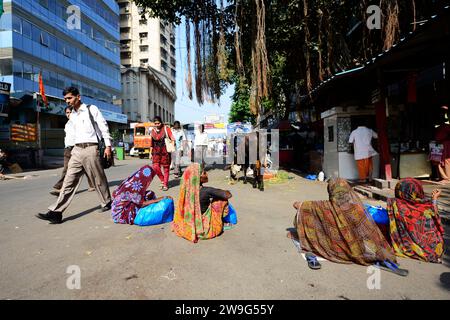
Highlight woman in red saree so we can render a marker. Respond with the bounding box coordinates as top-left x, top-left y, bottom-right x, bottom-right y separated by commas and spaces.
150, 116, 175, 191
172, 163, 232, 242
387, 178, 445, 263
